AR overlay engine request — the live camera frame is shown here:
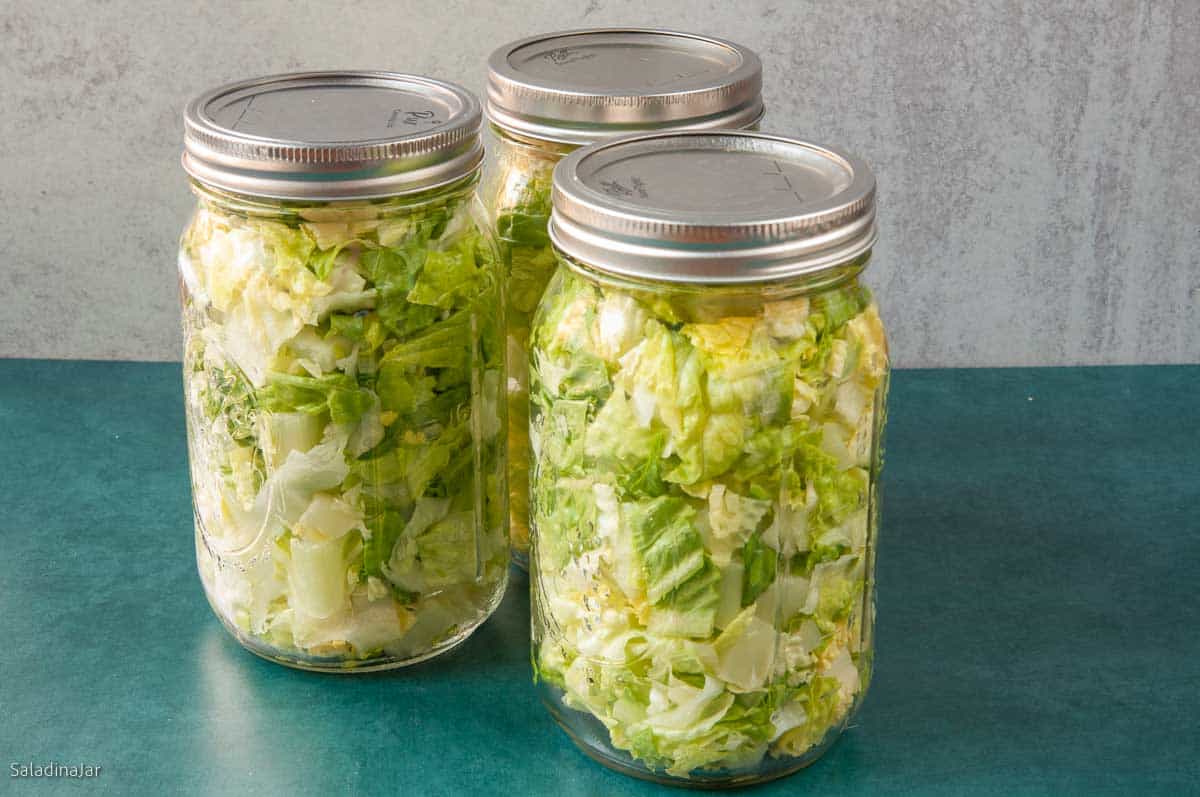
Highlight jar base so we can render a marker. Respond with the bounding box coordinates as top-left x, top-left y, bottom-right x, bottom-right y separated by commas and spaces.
226, 619, 480, 673
201, 573, 507, 673
539, 682, 845, 789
